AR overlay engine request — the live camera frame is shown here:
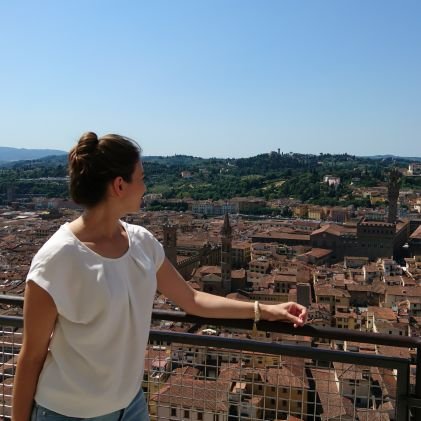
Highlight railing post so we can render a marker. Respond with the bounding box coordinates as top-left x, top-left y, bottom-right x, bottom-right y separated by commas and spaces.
396, 361, 410, 421
414, 346, 421, 420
